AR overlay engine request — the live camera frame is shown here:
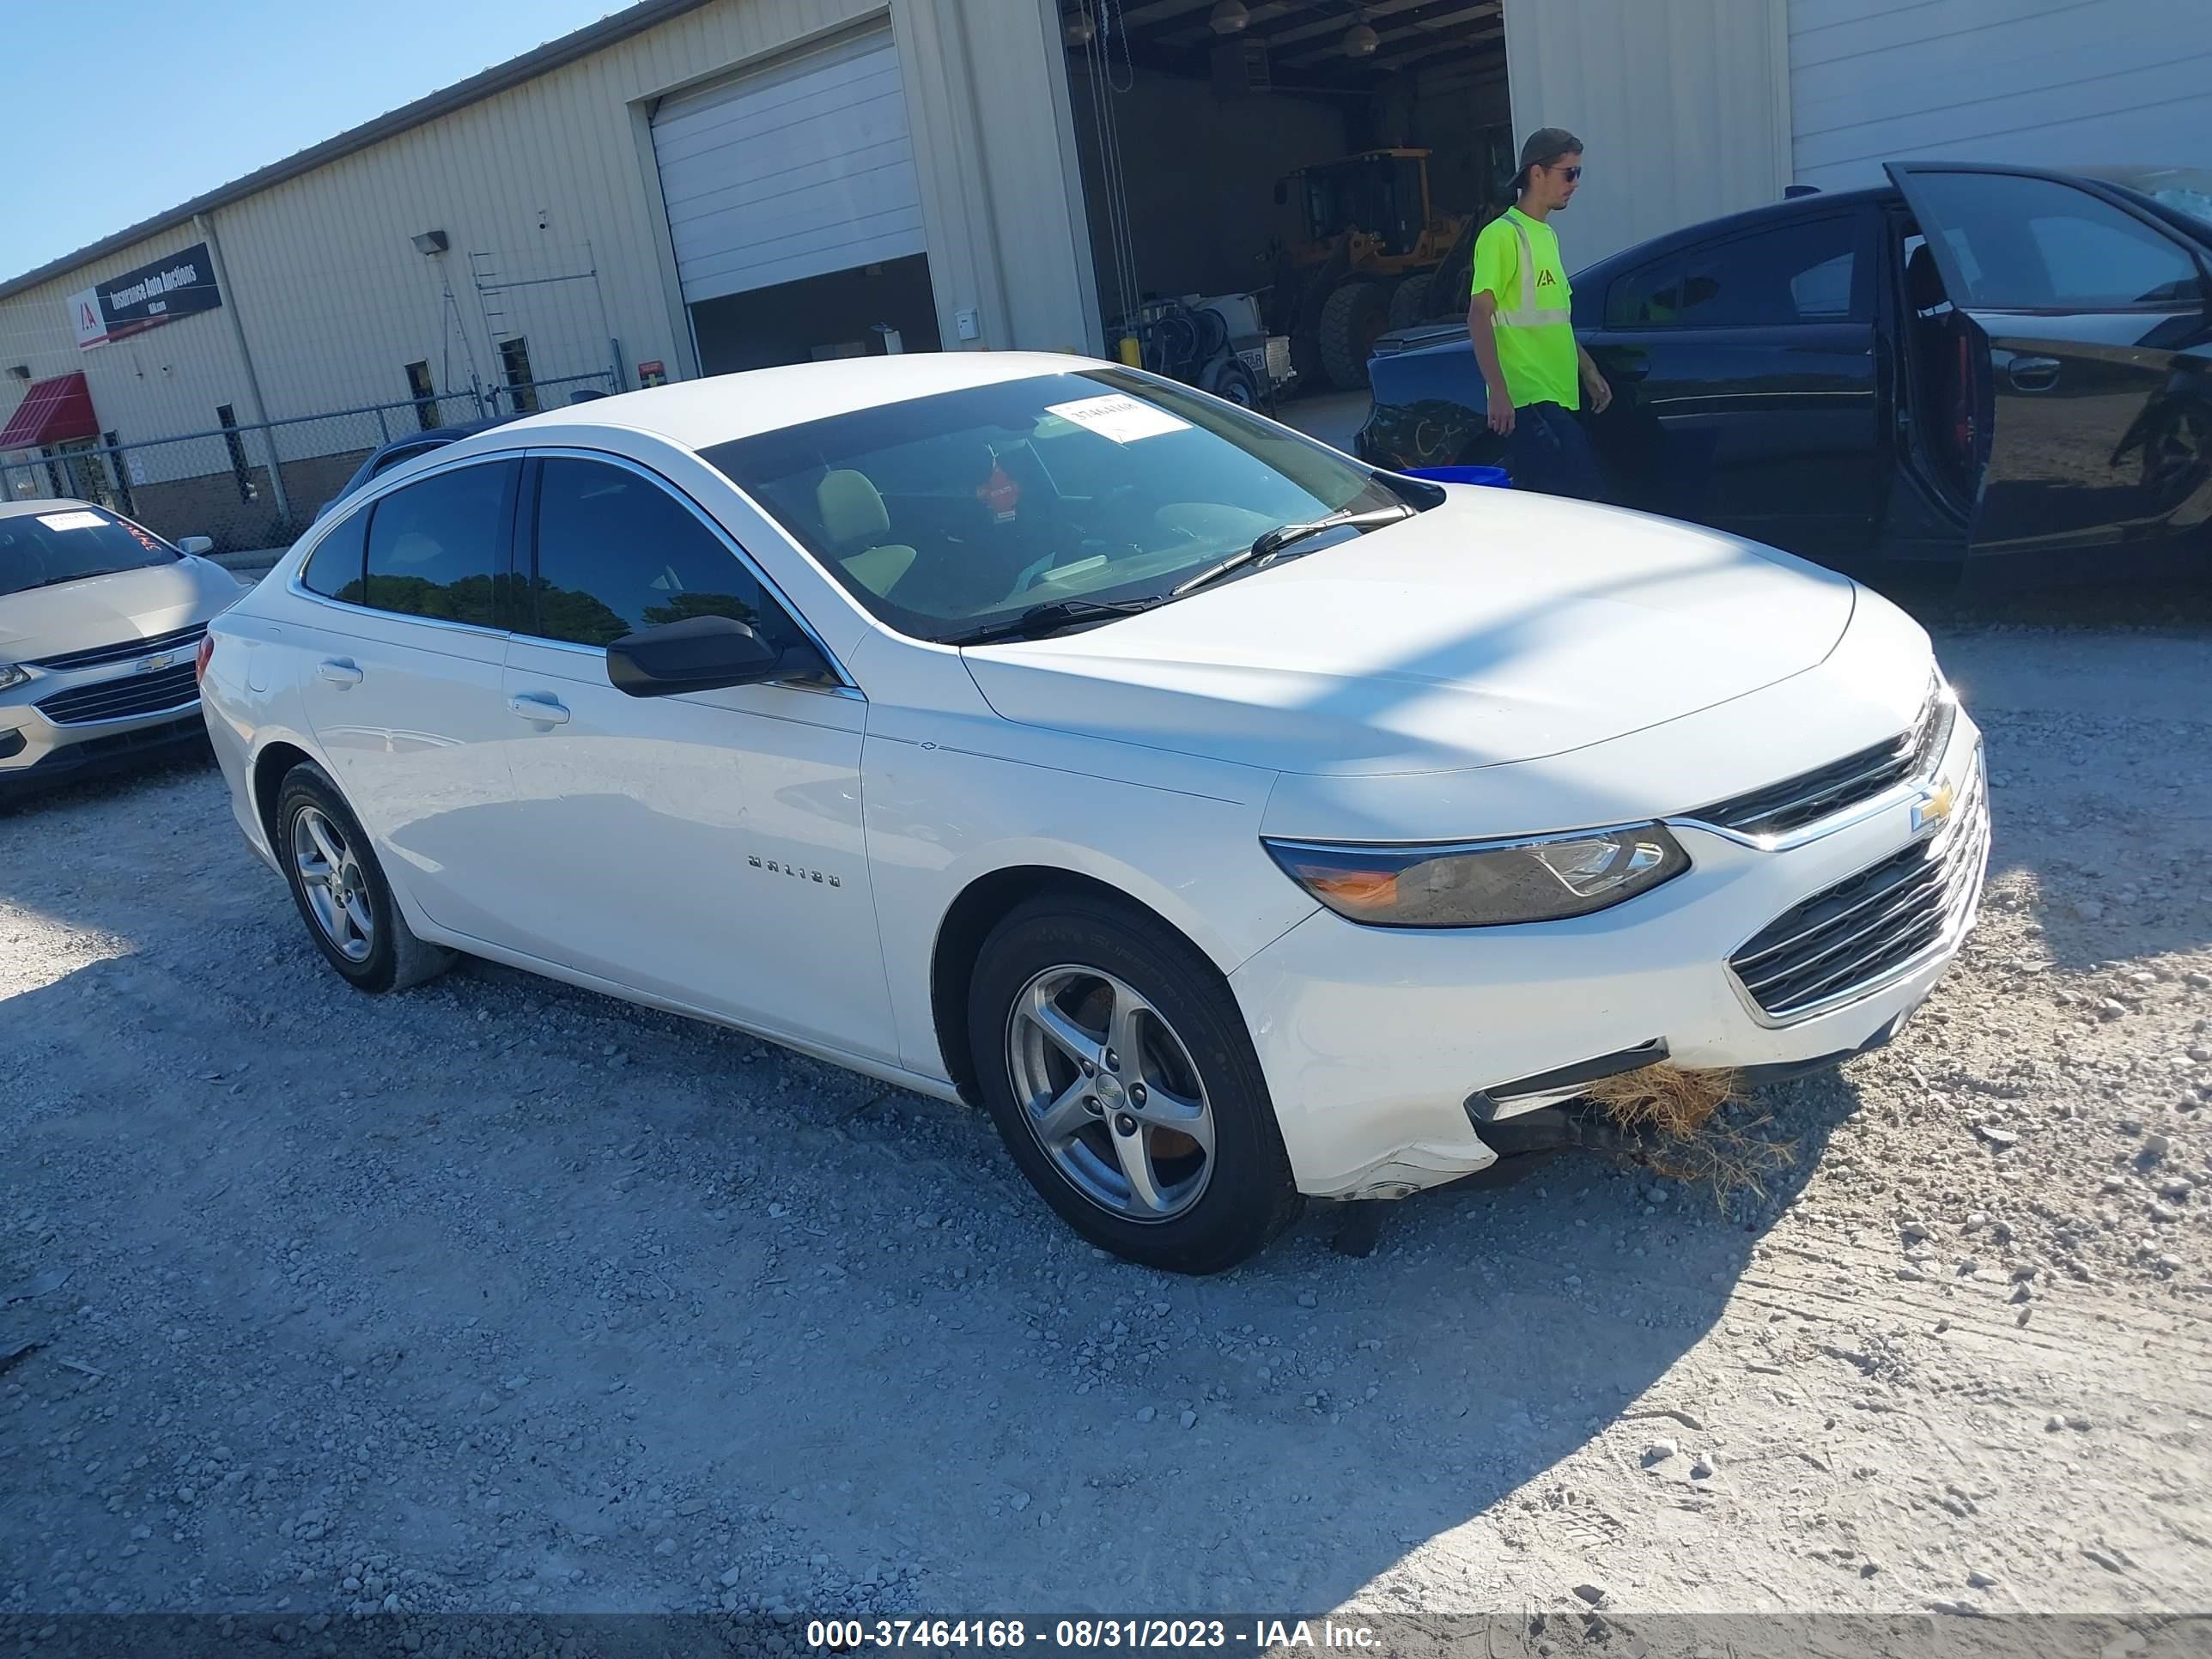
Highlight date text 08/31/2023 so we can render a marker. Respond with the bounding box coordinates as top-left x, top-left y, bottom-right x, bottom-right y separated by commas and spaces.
805, 1619, 1381, 1650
